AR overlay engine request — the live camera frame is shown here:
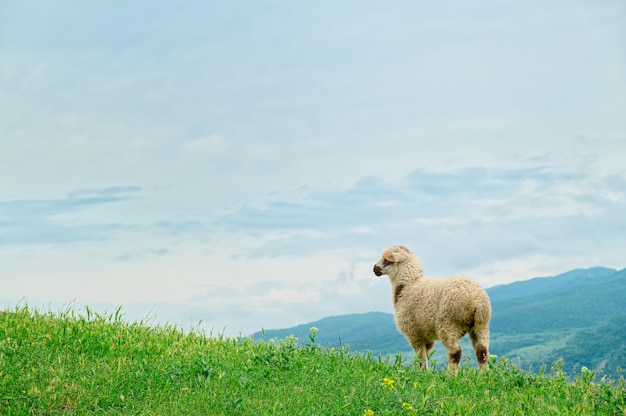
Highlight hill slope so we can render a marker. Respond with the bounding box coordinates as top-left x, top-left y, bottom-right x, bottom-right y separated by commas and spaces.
253, 267, 626, 379
2, 306, 624, 415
